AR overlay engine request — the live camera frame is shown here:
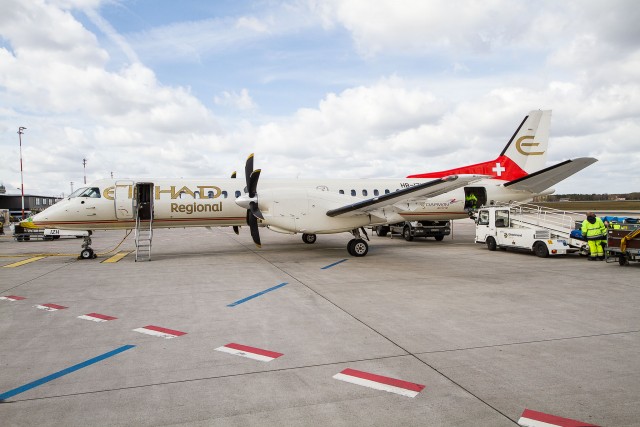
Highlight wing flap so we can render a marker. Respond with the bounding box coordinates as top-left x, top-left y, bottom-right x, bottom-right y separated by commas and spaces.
504, 157, 597, 193
326, 175, 483, 218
